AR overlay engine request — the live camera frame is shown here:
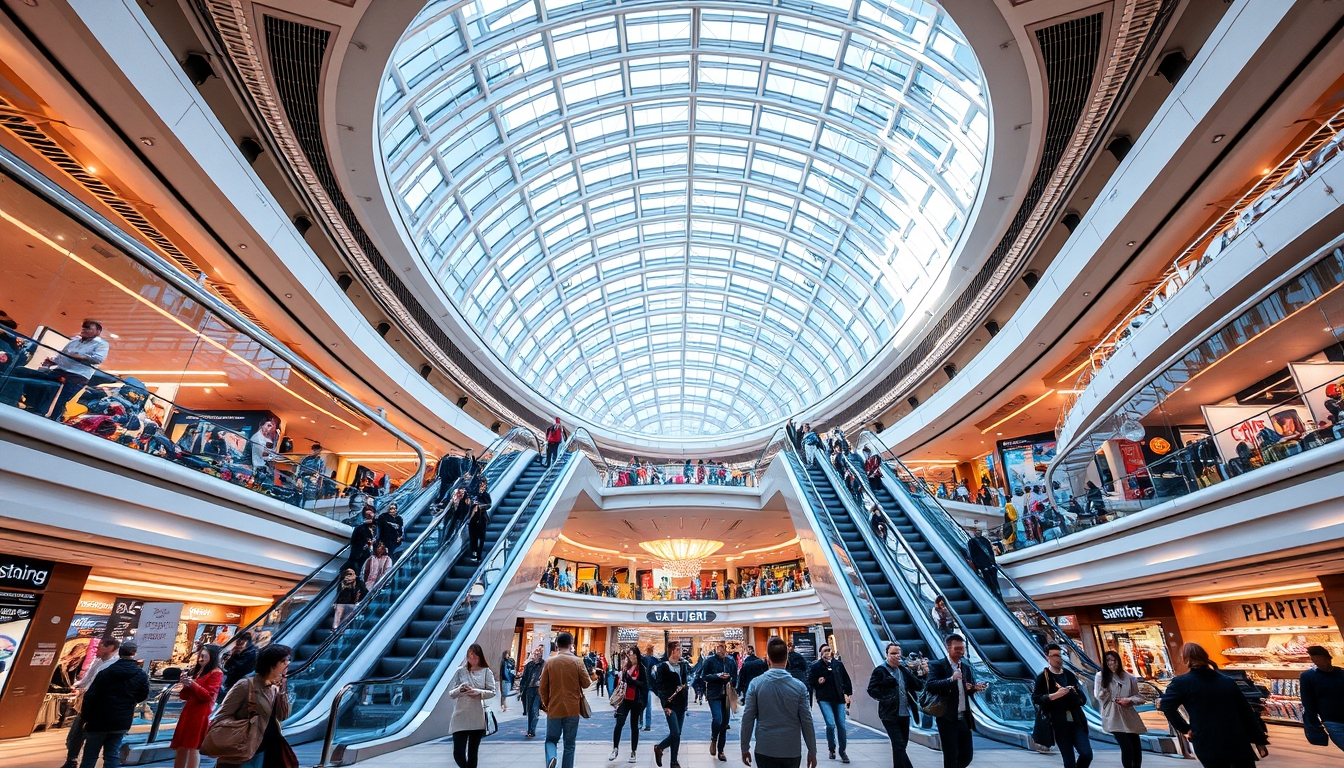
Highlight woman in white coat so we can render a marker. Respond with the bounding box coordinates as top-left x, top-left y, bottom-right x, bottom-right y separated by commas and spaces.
1093, 650, 1147, 768
448, 643, 497, 768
